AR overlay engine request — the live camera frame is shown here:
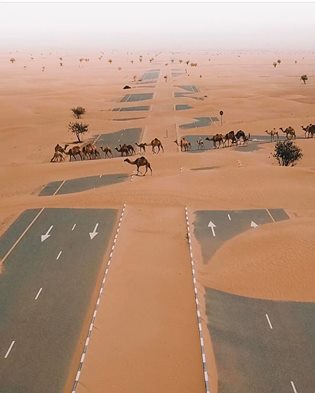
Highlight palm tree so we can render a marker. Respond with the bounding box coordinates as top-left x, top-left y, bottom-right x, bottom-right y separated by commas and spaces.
68, 122, 89, 143
10, 57, 16, 63
300, 74, 308, 84
71, 106, 86, 119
